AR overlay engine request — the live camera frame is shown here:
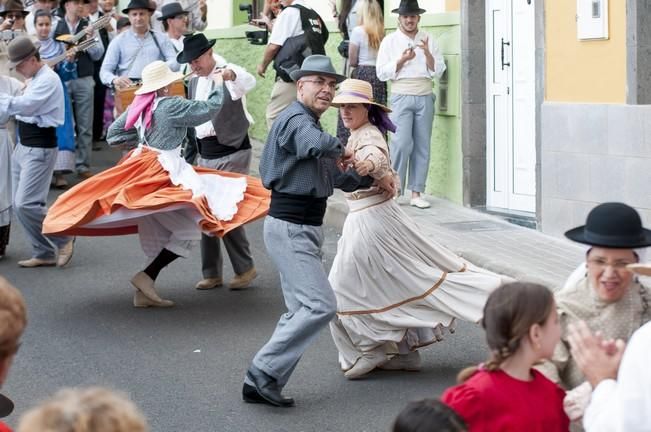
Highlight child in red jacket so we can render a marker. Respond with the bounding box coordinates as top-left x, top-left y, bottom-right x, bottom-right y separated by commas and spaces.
442, 282, 569, 432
